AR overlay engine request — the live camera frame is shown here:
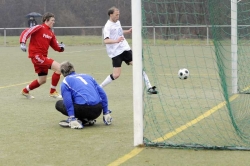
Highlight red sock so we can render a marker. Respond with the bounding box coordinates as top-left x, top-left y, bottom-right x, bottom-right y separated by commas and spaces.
50, 72, 60, 93
23, 88, 29, 93
23, 80, 40, 93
